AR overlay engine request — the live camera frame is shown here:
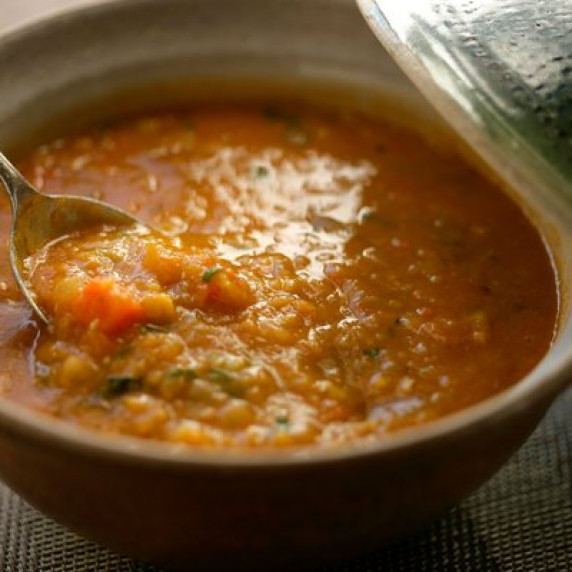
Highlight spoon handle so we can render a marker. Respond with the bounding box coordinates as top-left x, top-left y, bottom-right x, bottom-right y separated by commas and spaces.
0, 152, 39, 211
